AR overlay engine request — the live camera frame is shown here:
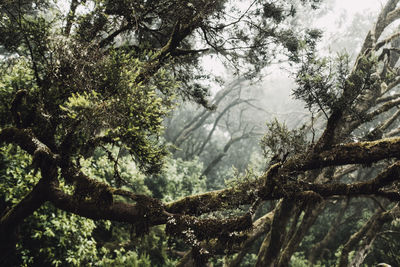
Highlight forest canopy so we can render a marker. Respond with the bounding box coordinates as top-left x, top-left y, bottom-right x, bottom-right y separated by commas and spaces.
1, 0, 400, 266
